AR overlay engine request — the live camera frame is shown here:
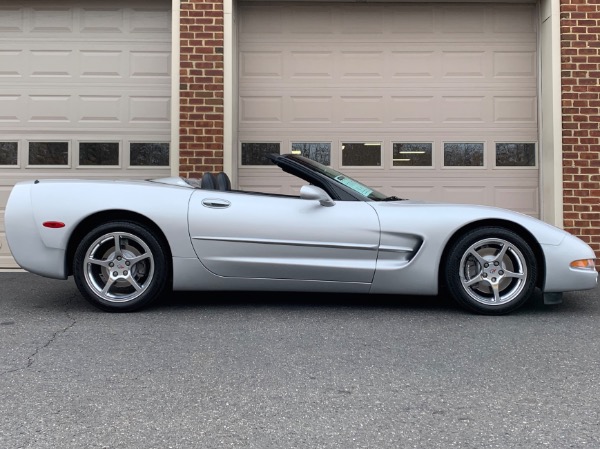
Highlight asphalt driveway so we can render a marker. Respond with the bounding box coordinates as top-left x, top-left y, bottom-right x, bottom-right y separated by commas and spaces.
1, 272, 599, 448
